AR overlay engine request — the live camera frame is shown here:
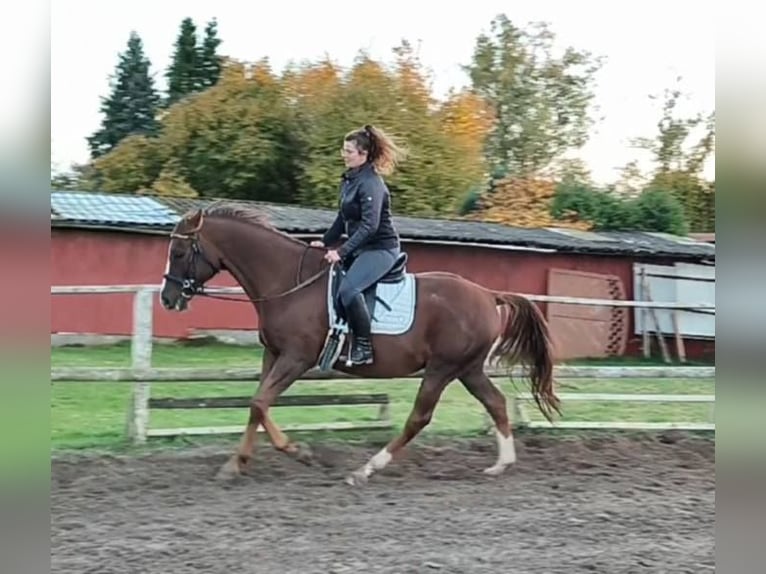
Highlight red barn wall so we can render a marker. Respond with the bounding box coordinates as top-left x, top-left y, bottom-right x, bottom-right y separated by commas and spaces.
51, 228, 713, 360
